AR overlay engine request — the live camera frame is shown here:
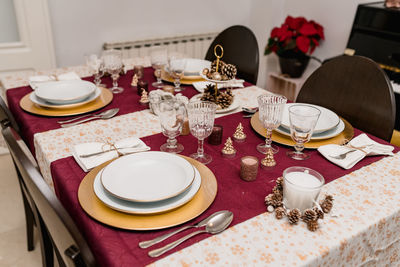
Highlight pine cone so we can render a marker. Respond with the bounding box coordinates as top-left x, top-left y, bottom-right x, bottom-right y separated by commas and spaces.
275, 177, 284, 192
216, 91, 233, 109
320, 195, 334, 213
275, 207, 286, 220
201, 92, 216, 102
221, 64, 237, 80
307, 220, 319, 232
203, 83, 217, 96
211, 60, 226, 73
313, 207, 324, 220
264, 194, 274, 207
272, 185, 282, 197
325, 195, 334, 202
302, 209, 318, 223
287, 208, 301, 224
264, 193, 282, 208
